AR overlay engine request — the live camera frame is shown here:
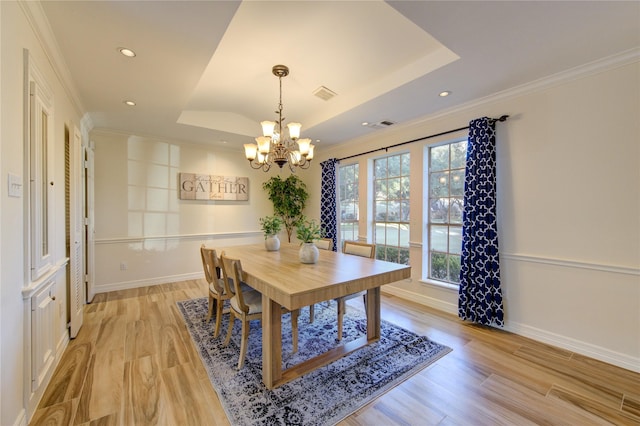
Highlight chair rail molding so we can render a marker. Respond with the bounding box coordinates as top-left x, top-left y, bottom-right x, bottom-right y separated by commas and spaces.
95, 230, 262, 245
500, 252, 639, 276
